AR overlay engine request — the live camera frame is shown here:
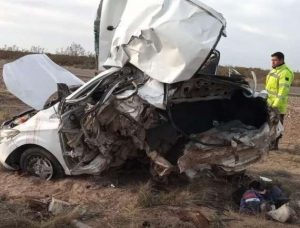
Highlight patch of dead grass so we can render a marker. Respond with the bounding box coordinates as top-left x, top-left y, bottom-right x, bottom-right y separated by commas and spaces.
226, 210, 299, 228
137, 183, 198, 208
249, 151, 300, 198
0, 197, 81, 228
